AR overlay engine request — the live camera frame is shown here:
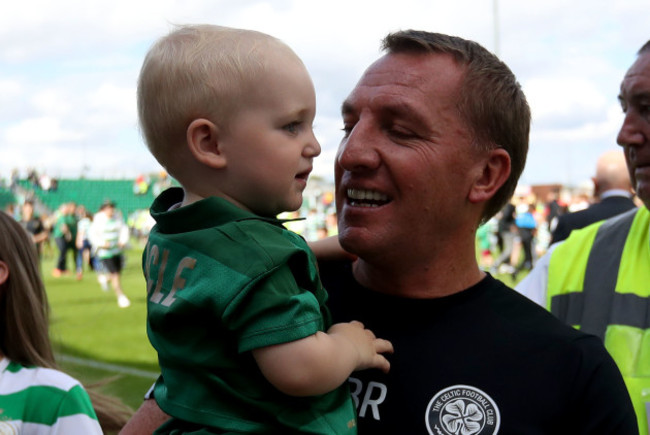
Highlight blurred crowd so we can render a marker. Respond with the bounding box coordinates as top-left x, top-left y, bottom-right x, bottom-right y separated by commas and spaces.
477, 183, 640, 279
4, 166, 637, 287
